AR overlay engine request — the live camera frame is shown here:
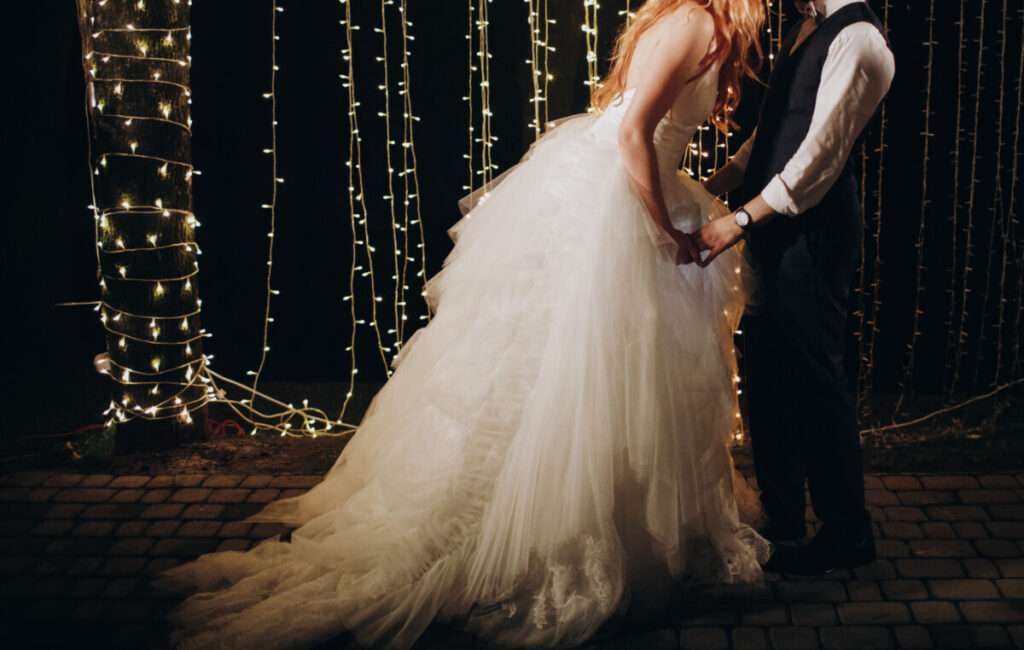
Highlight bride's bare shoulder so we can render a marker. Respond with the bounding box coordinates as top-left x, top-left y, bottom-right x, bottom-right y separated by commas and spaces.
636, 2, 715, 72
658, 1, 716, 42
